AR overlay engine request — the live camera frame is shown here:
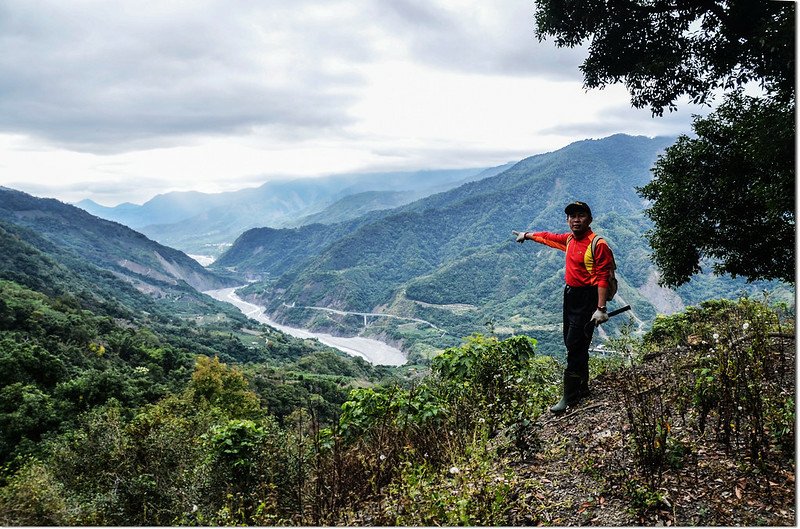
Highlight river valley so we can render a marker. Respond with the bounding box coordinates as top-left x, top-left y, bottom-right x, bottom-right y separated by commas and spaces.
204, 287, 407, 366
